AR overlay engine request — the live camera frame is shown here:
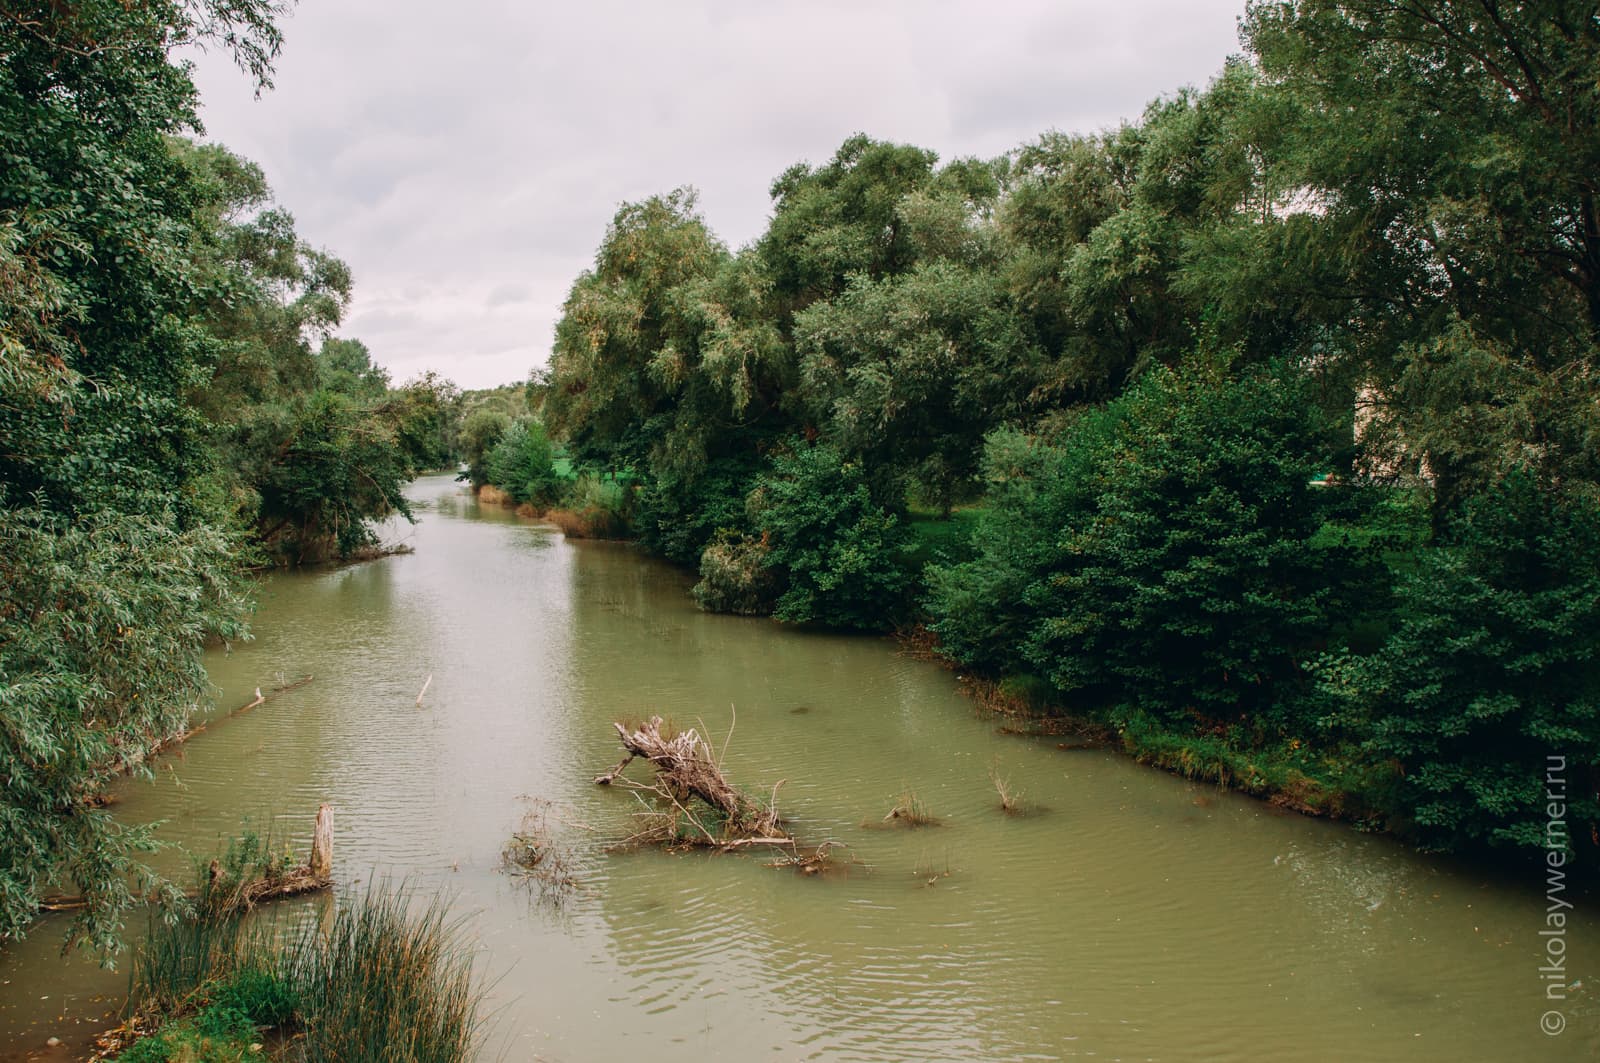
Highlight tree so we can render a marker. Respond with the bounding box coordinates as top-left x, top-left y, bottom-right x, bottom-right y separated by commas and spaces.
759, 134, 939, 318
484, 420, 562, 507
248, 390, 416, 562
544, 189, 726, 472
1243, 1, 1600, 525
318, 337, 390, 400
0, 0, 283, 953
457, 408, 510, 489
1246, 0, 1600, 342
743, 443, 915, 630
1318, 473, 1600, 858
794, 261, 1039, 514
